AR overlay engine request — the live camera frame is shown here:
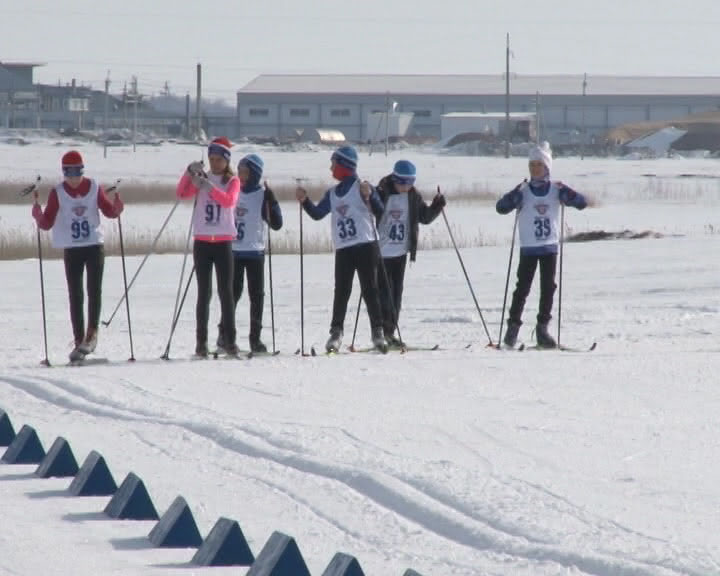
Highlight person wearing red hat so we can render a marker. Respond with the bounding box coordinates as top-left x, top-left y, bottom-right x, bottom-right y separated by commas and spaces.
32, 149, 124, 362
176, 137, 240, 357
